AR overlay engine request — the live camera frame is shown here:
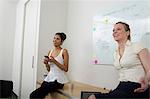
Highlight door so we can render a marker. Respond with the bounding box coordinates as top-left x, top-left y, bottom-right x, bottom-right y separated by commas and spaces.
20, 0, 40, 98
